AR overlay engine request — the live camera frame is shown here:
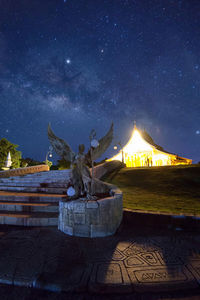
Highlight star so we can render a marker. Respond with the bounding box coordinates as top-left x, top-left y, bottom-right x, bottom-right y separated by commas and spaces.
0, 0, 199, 164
